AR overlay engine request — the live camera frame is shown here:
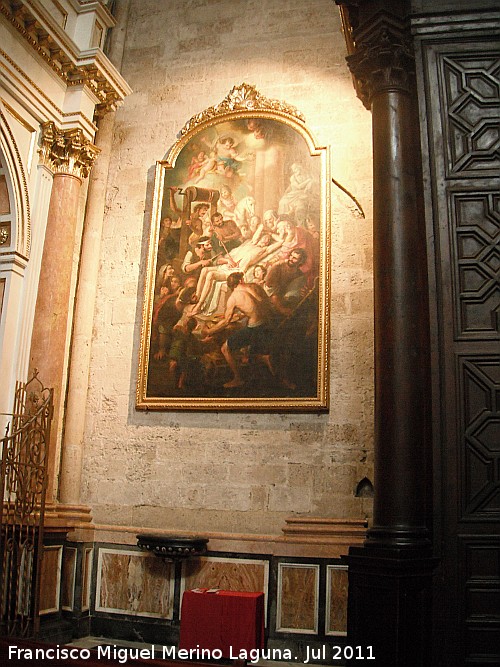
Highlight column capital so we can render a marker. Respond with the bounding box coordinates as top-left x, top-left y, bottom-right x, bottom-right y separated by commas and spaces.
346, 14, 415, 109
38, 122, 100, 179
